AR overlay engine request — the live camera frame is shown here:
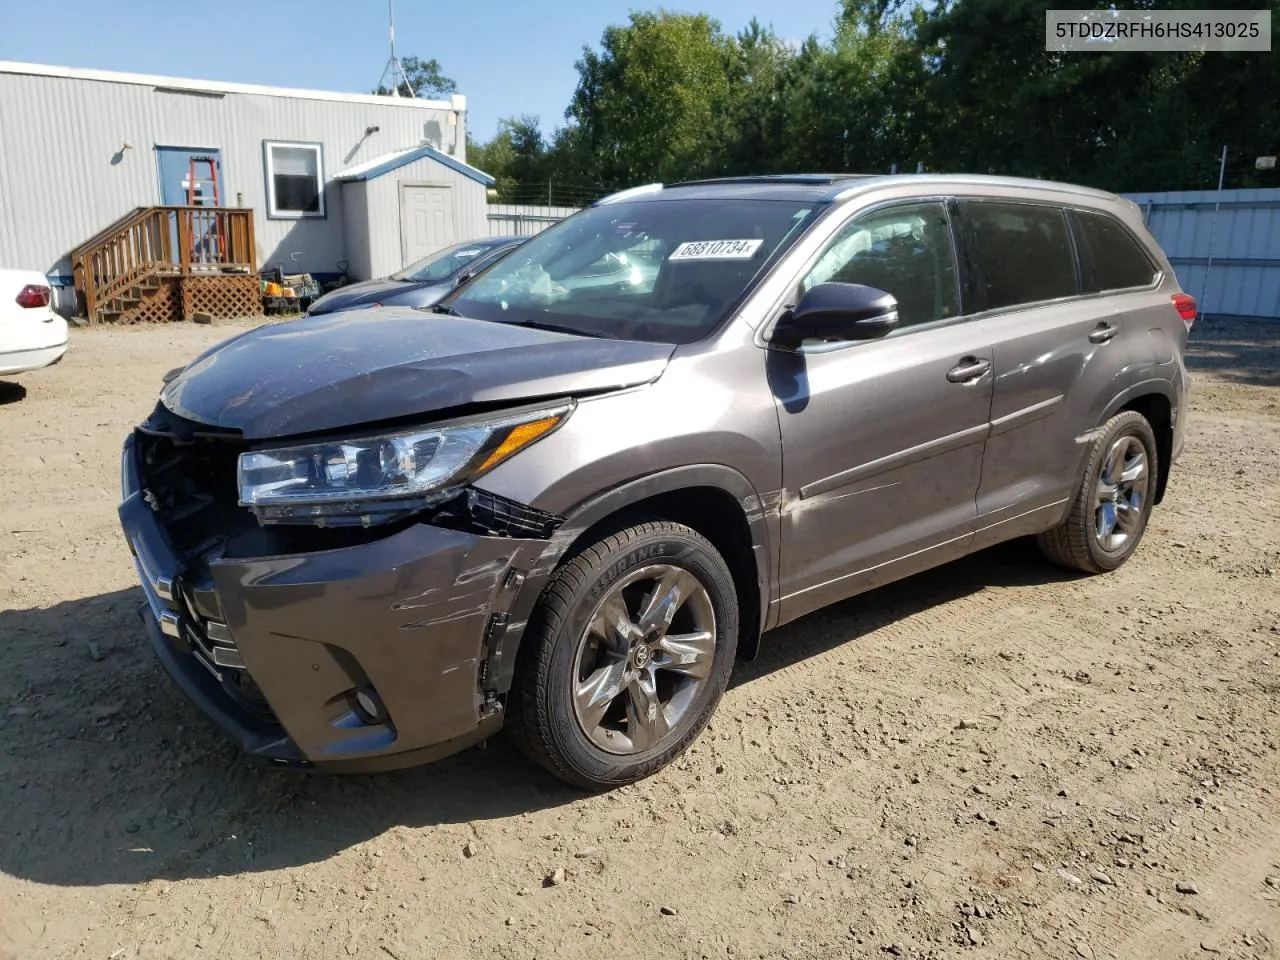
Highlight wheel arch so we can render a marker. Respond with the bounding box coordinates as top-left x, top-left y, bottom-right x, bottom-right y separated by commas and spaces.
1101, 379, 1175, 504
484, 465, 772, 698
